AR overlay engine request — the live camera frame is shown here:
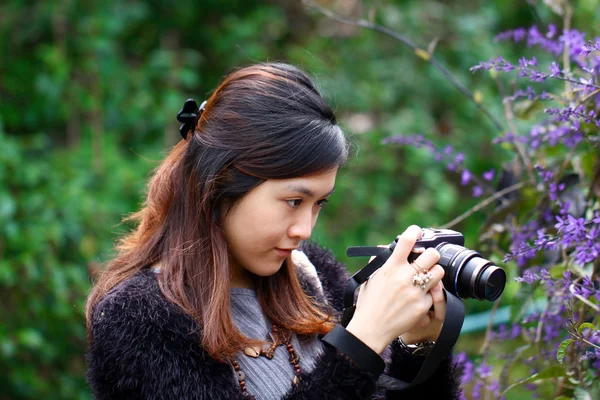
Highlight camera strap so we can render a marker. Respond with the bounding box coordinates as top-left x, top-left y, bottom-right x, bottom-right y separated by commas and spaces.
339, 245, 465, 391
